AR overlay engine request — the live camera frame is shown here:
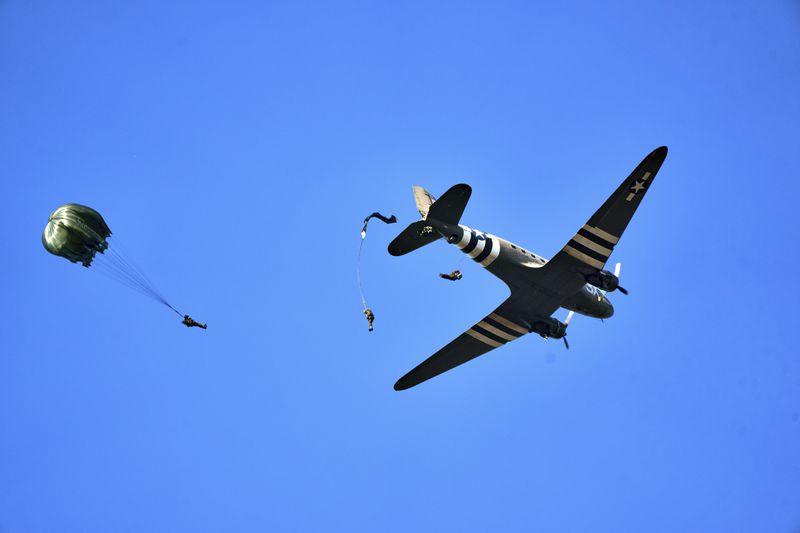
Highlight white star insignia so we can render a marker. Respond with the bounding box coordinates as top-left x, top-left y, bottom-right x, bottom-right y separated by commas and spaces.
631, 180, 645, 194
